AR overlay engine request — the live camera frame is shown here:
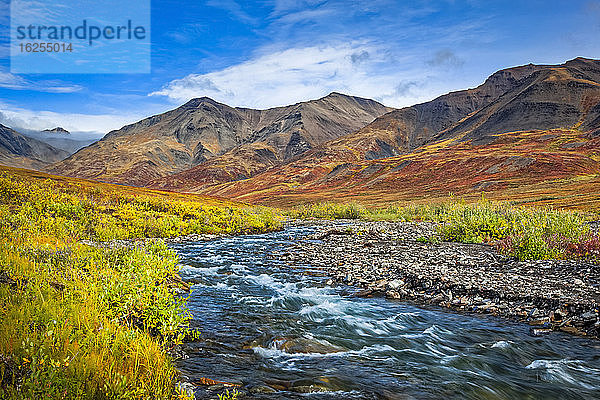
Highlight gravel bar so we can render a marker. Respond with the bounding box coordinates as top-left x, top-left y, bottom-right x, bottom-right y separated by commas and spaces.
279, 220, 600, 339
